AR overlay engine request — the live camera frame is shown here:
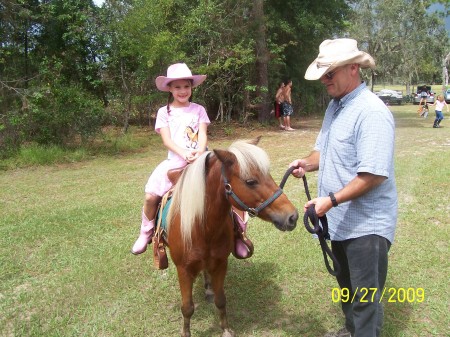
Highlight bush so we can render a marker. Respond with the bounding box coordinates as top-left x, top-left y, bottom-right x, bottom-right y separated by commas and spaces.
0, 95, 26, 159
27, 84, 107, 145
